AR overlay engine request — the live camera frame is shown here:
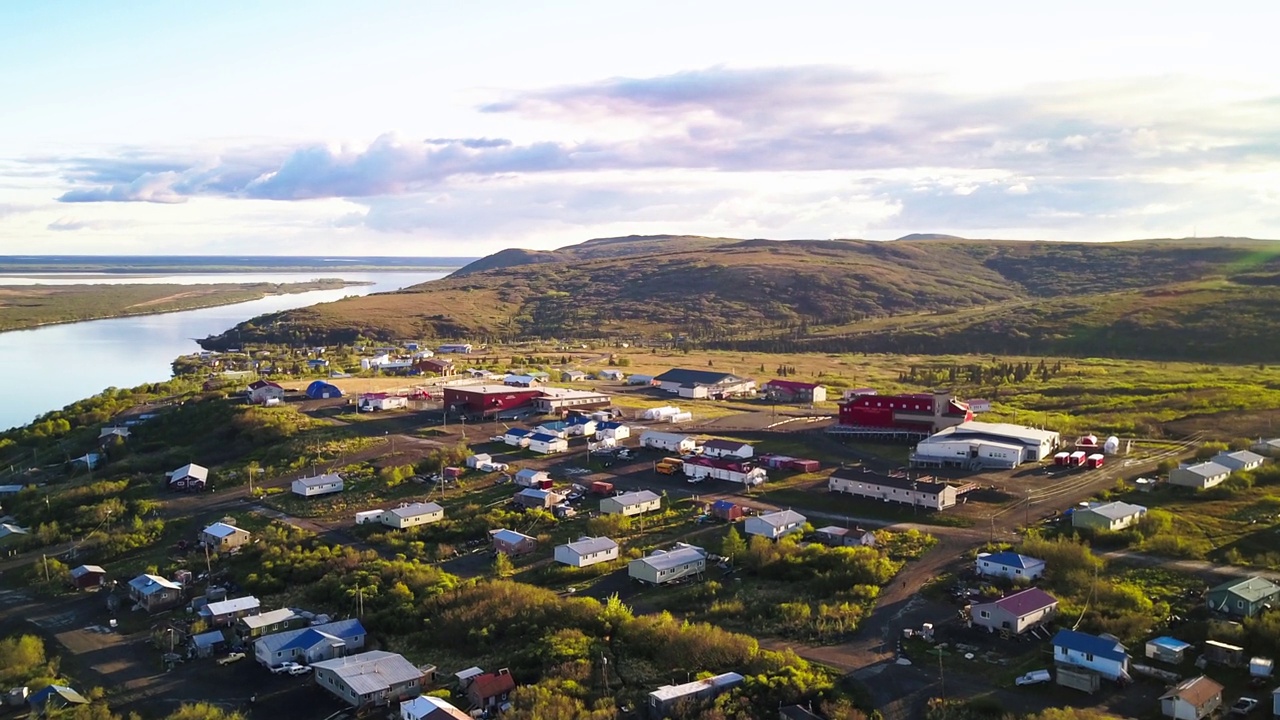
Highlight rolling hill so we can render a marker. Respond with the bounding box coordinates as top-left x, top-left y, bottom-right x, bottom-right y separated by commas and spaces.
202, 235, 1280, 362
